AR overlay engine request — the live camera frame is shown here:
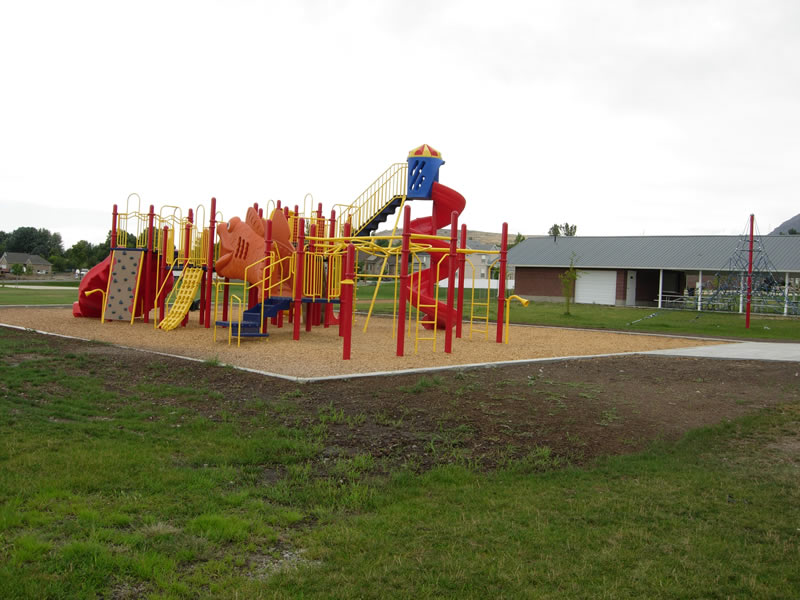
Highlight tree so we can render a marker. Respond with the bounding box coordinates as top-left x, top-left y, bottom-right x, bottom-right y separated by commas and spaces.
49, 254, 70, 273
7, 227, 41, 253
548, 223, 578, 241
47, 232, 65, 256
789, 228, 799, 235
5, 227, 64, 257
561, 222, 577, 236
65, 240, 94, 269
508, 232, 525, 249
10, 263, 25, 276
558, 253, 580, 316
